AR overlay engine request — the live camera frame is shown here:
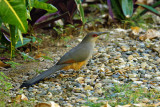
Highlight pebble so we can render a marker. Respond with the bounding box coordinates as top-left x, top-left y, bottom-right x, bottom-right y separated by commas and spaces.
157, 58, 160, 63
154, 77, 160, 81
133, 81, 143, 85
144, 74, 152, 79
94, 83, 102, 88
84, 85, 93, 91
75, 77, 84, 84
121, 45, 130, 52
128, 55, 134, 60
141, 62, 147, 69
88, 97, 98, 103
